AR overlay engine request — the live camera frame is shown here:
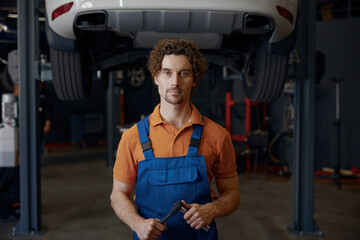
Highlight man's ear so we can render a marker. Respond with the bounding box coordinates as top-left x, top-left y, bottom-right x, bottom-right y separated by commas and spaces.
192, 80, 196, 87
153, 77, 159, 85
154, 76, 159, 86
